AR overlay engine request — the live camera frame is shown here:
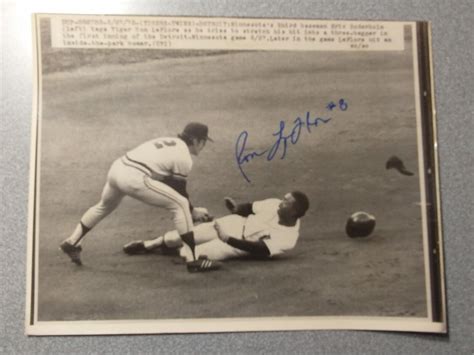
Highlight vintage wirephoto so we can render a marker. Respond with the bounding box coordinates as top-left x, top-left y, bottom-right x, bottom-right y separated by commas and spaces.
26, 14, 446, 335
